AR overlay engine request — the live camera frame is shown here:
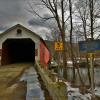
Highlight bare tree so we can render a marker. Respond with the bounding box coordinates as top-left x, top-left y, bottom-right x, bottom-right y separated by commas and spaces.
74, 0, 100, 40
89, 0, 94, 39
68, 0, 76, 82
27, 0, 71, 78
74, 0, 100, 86
74, 0, 91, 85
27, 0, 100, 82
